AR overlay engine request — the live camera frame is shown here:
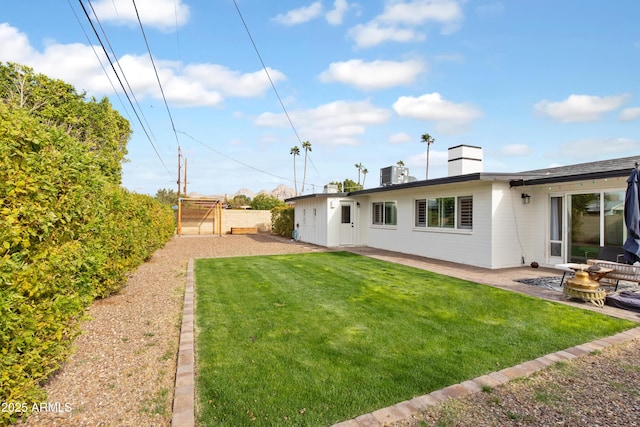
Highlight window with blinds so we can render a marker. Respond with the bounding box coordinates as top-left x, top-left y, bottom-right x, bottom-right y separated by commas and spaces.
414, 196, 472, 230
415, 199, 426, 227
372, 201, 397, 225
457, 196, 473, 229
